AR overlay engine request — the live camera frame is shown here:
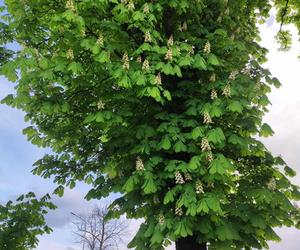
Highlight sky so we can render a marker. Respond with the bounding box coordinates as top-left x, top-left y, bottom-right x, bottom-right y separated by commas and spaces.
1, 9, 300, 250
